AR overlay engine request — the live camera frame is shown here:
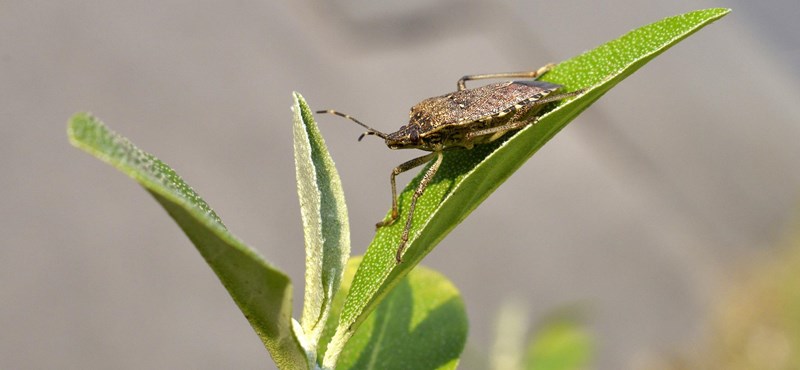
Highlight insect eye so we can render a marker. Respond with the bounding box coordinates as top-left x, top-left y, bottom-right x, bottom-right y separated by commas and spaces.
410, 129, 419, 142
